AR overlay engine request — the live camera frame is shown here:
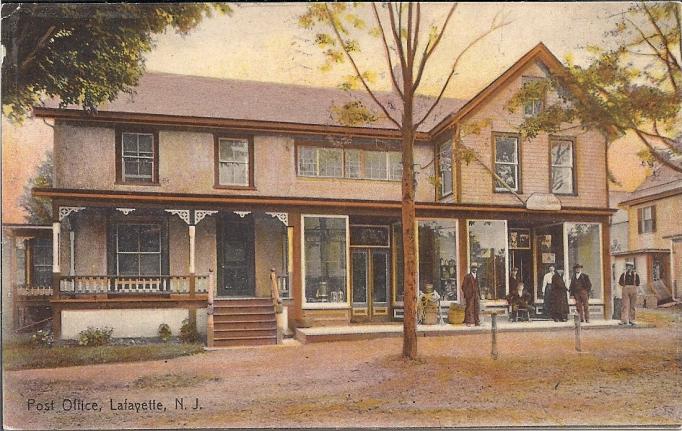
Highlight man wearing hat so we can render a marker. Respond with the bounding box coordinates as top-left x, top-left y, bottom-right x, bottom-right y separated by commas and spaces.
462, 262, 481, 326
569, 264, 592, 323
618, 262, 640, 326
